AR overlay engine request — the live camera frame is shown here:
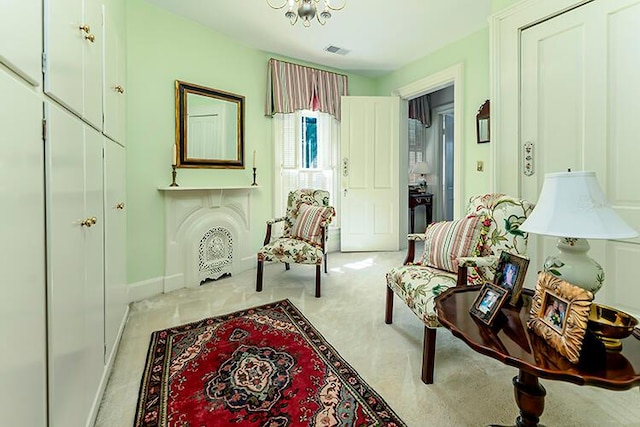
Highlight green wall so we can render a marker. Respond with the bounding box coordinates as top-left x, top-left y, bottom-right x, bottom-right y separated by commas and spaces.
125, 0, 375, 284
125, 0, 522, 285
374, 28, 491, 201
